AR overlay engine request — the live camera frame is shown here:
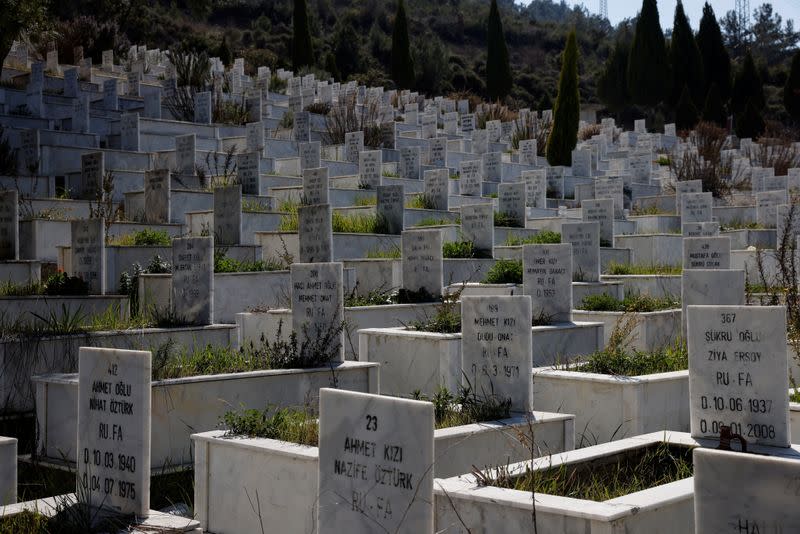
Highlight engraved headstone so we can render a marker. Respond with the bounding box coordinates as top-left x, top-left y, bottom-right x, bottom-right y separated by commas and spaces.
687, 305, 789, 447
172, 236, 214, 325
429, 137, 447, 168
298, 204, 333, 262
73, 94, 90, 133
300, 141, 321, 171
680, 192, 713, 224
594, 177, 624, 217
756, 190, 788, 228
523, 243, 572, 323
303, 167, 329, 205
0, 191, 19, 260
19, 129, 39, 175
175, 134, 195, 177
582, 198, 614, 247
81, 152, 104, 199
143, 91, 161, 119
194, 91, 211, 124
358, 150, 382, 190
482, 151, 502, 183
77, 347, 150, 517
293, 111, 311, 142
291, 262, 344, 362
519, 139, 537, 166
561, 221, 600, 282
344, 131, 364, 164
71, 218, 105, 294
523, 169, 547, 208
402, 229, 443, 298
472, 129, 488, 155
245, 122, 264, 155
461, 113, 475, 134
317, 388, 434, 534
459, 160, 482, 197
144, 169, 170, 224
237, 152, 261, 196
399, 147, 421, 180
683, 236, 731, 269
682, 222, 720, 237
423, 169, 449, 211
498, 182, 526, 227
213, 185, 242, 246
460, 203, 493, 254
103, 79, 118, 110
120, 113, 139, 152
377, 185, 404, 235
461, 295, 532, 412
571, 148, 592, 177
